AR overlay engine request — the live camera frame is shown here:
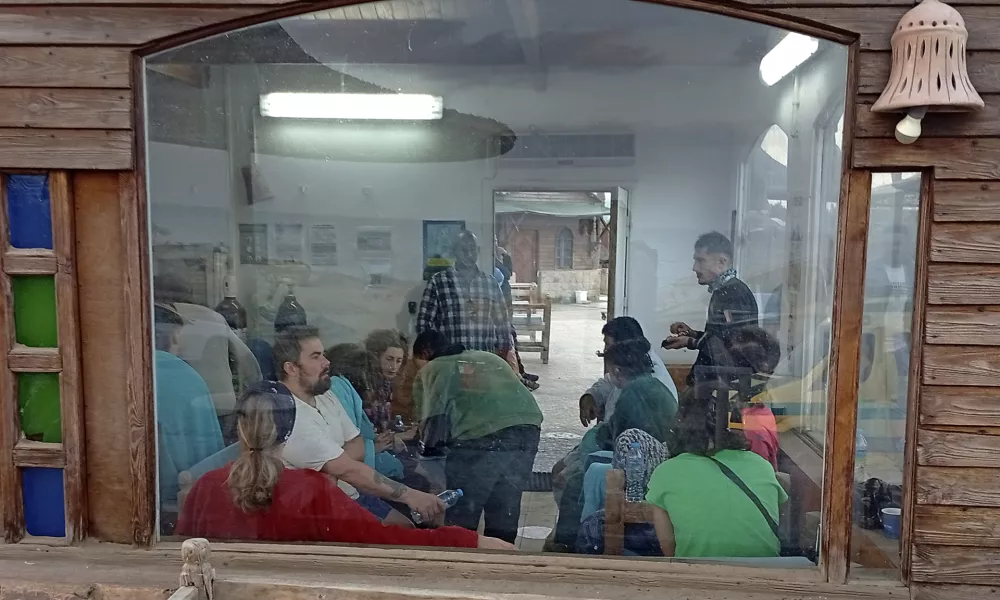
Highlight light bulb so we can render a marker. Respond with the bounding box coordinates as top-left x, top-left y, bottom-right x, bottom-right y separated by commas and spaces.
895, 107, 928, 145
